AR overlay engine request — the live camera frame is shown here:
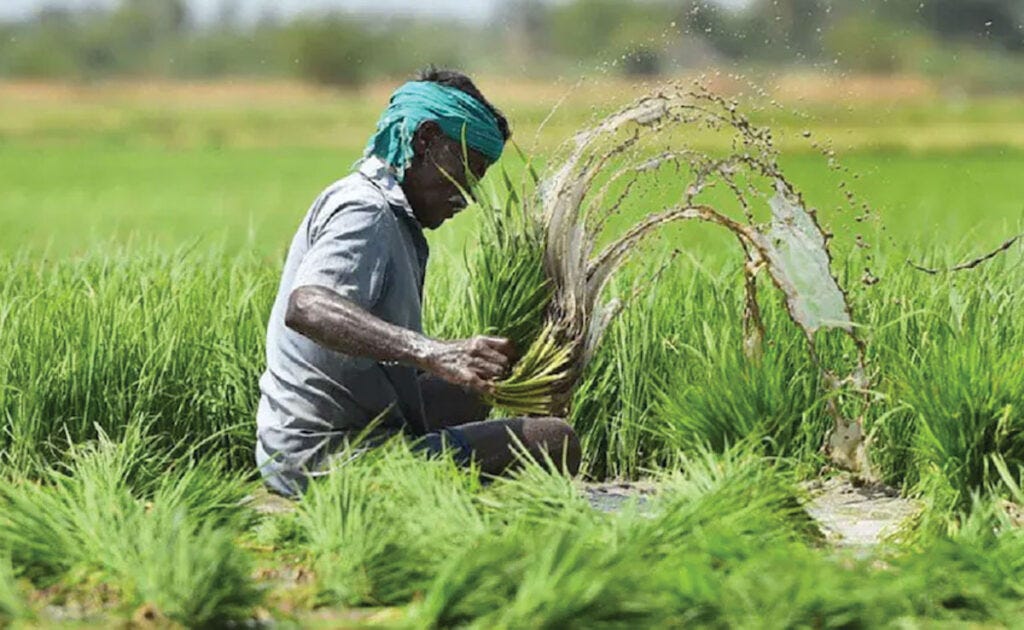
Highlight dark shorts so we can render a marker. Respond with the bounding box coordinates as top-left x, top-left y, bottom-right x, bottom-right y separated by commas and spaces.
258, 375, 486, 498
257, 426, 474, 498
